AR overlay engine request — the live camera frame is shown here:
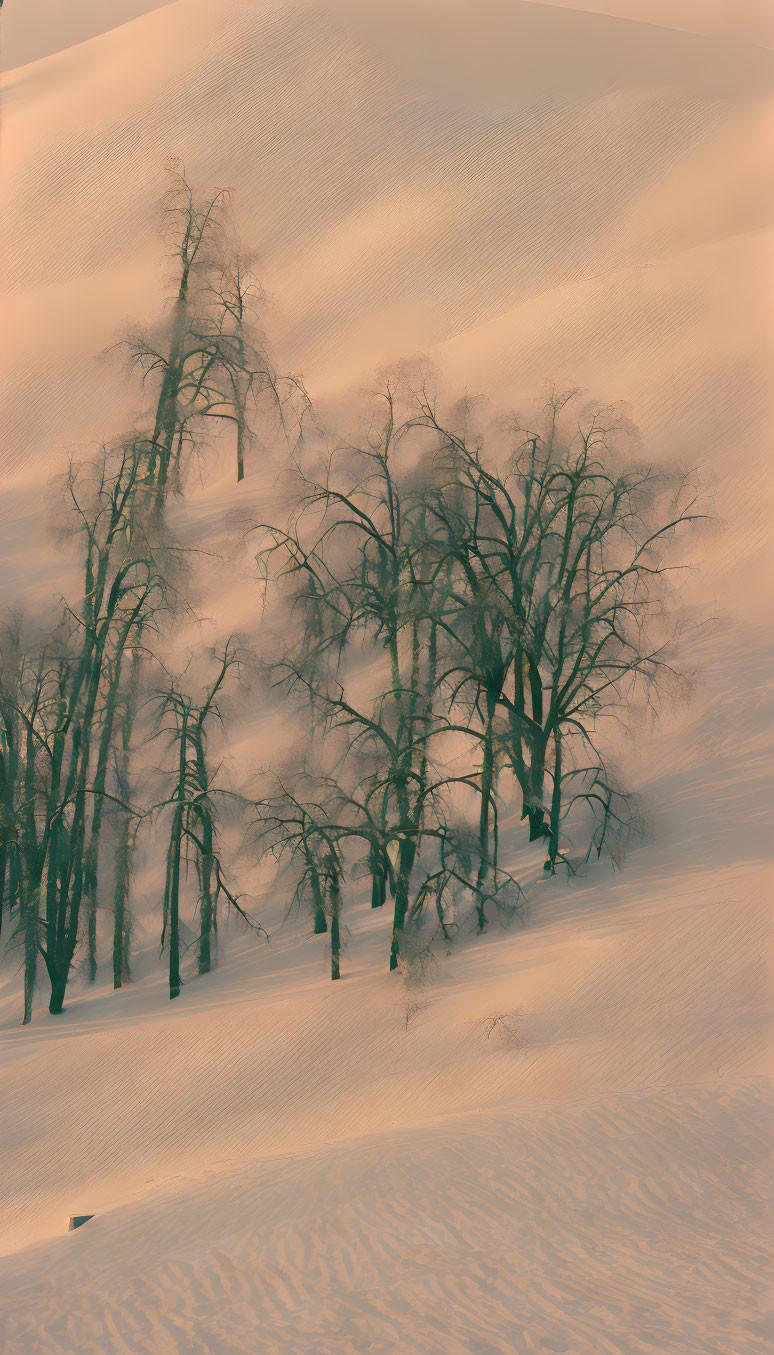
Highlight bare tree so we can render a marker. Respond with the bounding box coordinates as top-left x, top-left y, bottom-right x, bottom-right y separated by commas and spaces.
122, 163, 309, 502
44, 455, 165, 1013
410, 388, 700, 871
0, 615, 23, 942
0, 165, 307, 1022
252, 770, 353, 980
257, 392, 448, 967
110, 643, 143, 989
256, 386, 525, 966
156, 645, 263, 1000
